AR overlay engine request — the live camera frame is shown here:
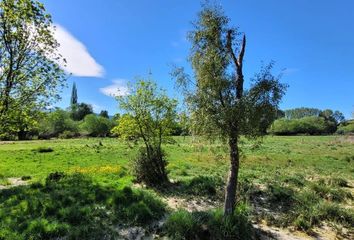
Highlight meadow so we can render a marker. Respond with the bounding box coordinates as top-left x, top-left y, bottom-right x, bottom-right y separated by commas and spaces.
0, 136, 353, 239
